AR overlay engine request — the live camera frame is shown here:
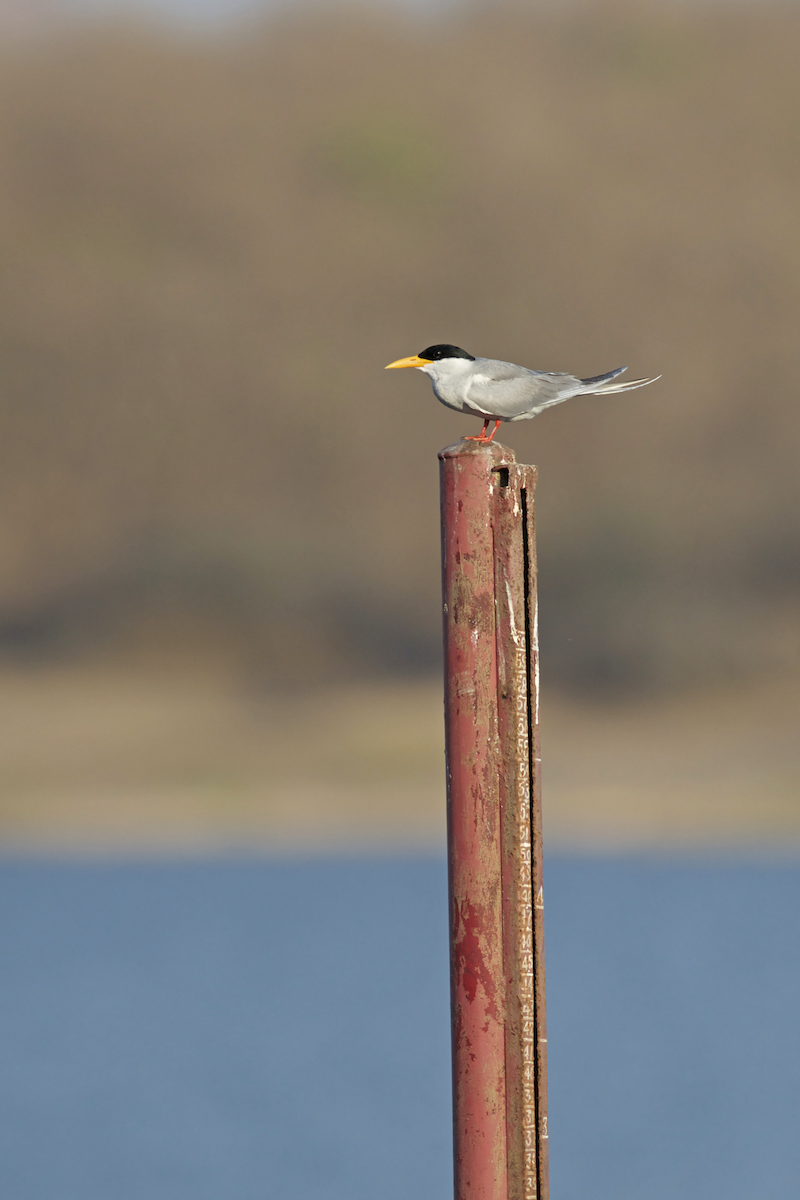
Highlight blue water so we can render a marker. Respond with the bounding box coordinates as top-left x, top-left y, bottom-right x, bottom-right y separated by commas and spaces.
0, 857, 798, 1199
